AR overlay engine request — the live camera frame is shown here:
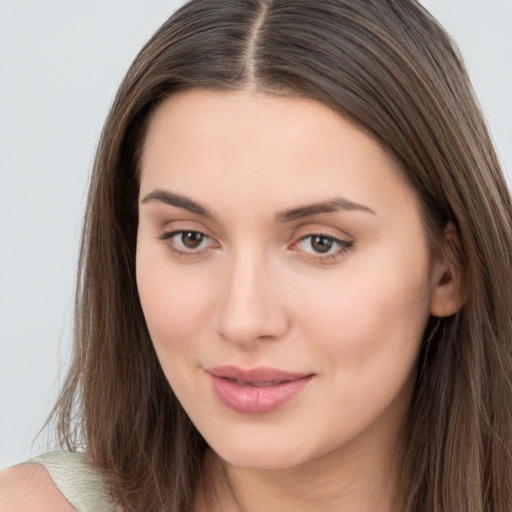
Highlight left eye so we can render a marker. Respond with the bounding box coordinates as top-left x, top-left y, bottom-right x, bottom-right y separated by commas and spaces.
295, 234, 351, 255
